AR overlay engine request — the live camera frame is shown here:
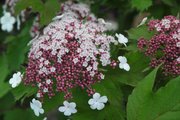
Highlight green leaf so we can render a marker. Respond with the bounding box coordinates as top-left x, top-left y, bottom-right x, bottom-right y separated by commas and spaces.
0, 93, 15, 113
43, 92, 64, 112
11, 84, 37, 101
127, 25, 155, 41
4, 109, 42, 120
106, 51, 149, 86
161, 0, 176, 6
131, 0, 152, 11
127, 67, 180, 120
39, 0, 60, 25
0, 54, 9, 83
0, 82, 11, 98
6, 23, 31, 71
15, 0, 60, 26
73, 79, 125, 120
